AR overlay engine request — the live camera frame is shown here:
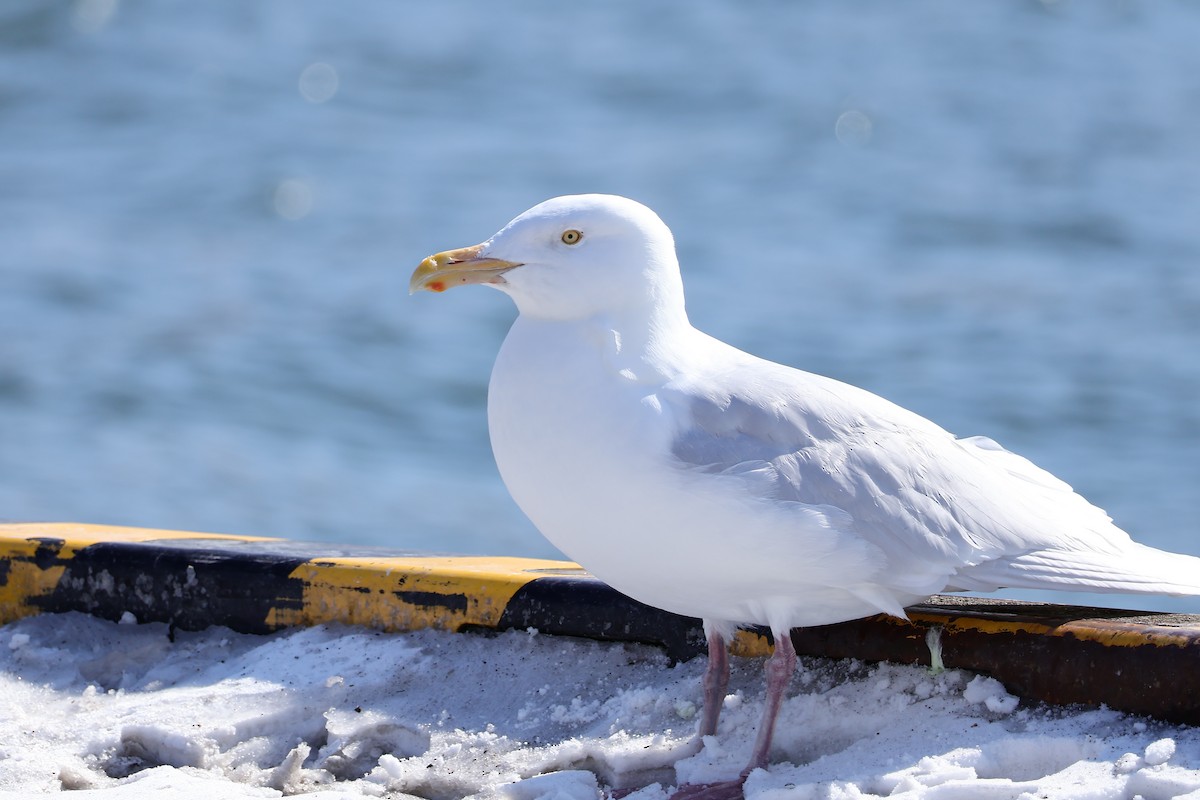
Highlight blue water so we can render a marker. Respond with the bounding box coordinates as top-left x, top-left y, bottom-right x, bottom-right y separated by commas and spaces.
3, 1, 1199, 611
